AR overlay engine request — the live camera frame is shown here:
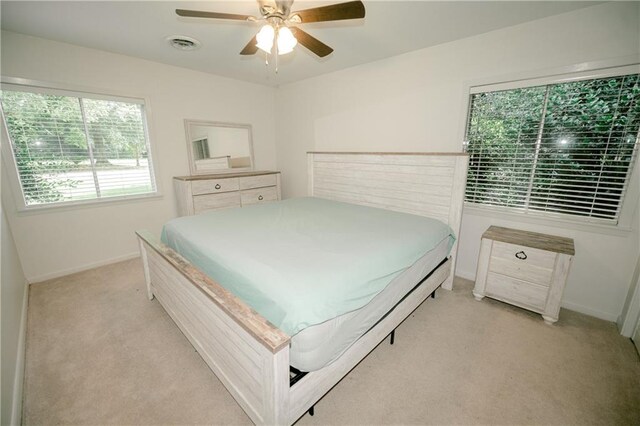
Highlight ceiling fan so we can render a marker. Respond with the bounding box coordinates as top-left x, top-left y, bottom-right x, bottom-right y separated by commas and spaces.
176, 0, 366, 58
